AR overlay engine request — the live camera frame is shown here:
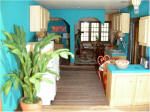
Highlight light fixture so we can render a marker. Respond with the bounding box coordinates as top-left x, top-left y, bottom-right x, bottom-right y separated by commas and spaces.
131, 0, 141, 14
